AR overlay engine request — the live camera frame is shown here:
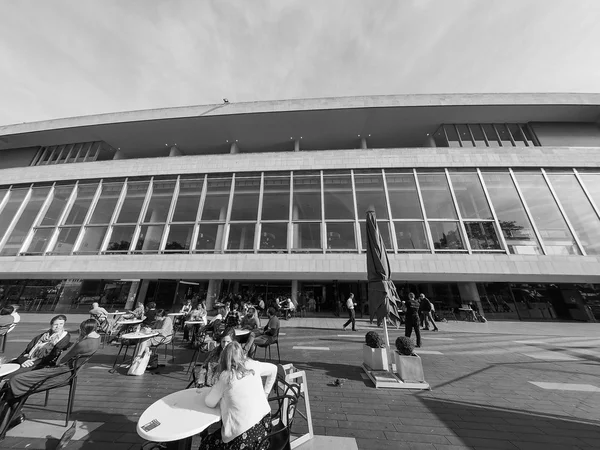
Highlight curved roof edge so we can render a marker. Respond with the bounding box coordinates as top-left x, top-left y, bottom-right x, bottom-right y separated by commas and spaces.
2, 92, 600, 137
